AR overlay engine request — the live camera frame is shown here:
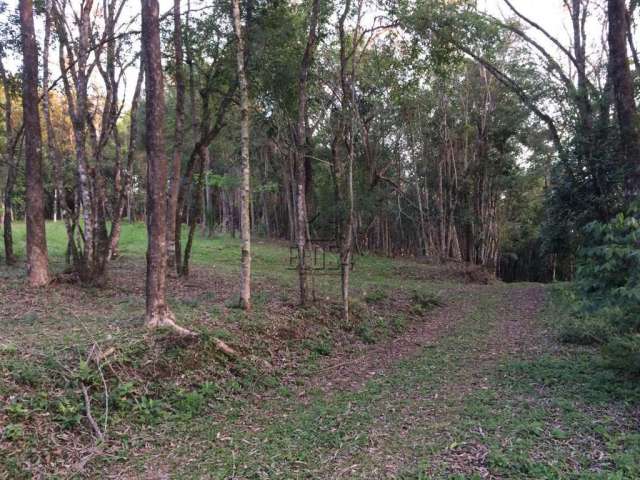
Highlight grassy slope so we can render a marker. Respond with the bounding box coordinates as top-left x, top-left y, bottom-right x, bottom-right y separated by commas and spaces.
1, 223, 639, 479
